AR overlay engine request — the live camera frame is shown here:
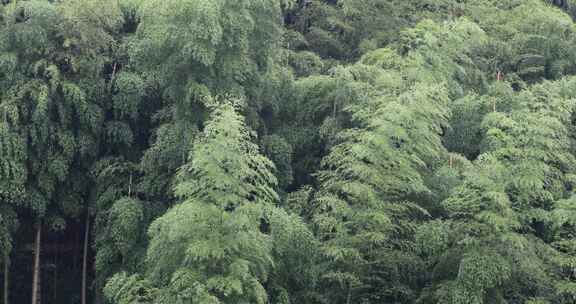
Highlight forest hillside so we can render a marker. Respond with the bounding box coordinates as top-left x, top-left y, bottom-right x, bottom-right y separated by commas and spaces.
1, 0, 576, 303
